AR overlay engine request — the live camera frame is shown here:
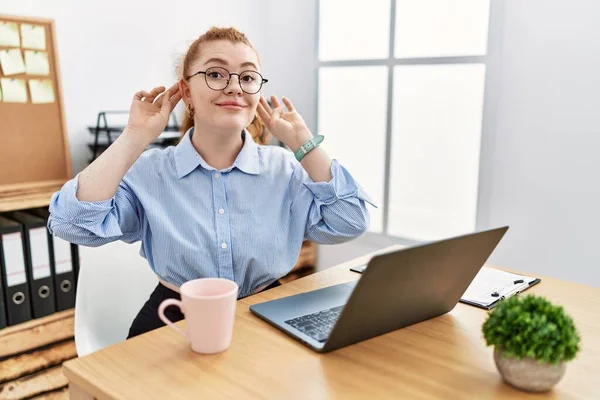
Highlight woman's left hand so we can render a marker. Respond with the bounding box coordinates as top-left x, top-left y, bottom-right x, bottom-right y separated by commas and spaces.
257, 95, 313, 151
